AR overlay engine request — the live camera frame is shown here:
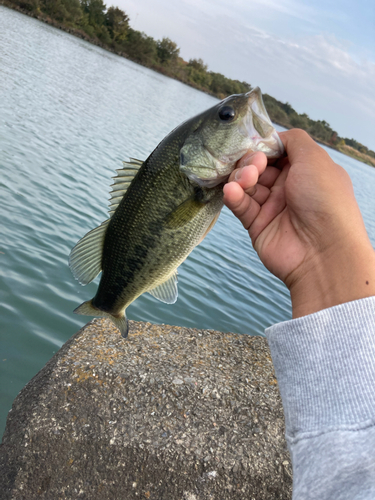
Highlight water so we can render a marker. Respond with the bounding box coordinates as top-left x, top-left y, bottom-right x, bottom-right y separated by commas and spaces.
1, 6, 375, 438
